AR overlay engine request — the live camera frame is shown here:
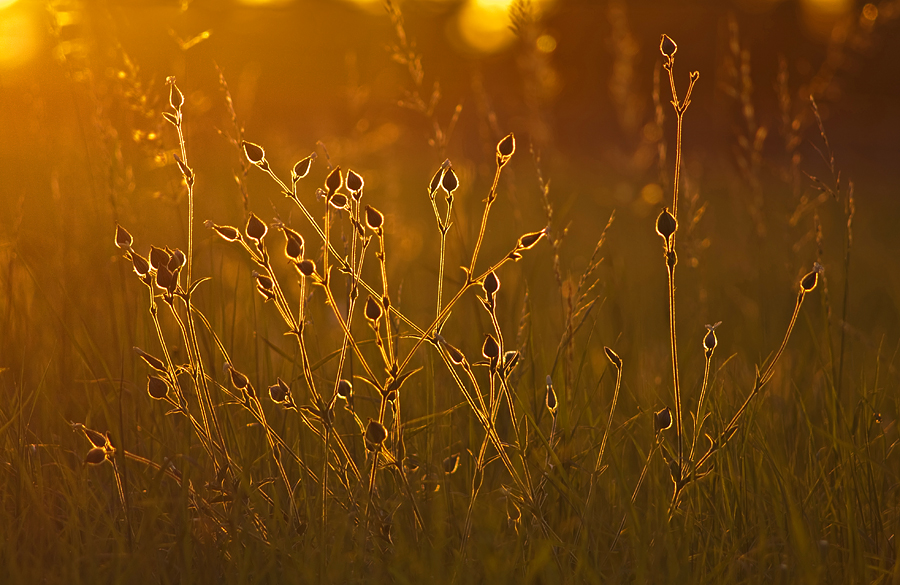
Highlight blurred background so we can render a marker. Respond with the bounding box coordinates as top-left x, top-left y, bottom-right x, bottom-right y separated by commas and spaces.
1, 0, 898, 430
